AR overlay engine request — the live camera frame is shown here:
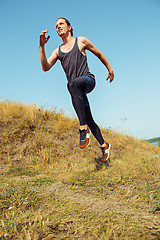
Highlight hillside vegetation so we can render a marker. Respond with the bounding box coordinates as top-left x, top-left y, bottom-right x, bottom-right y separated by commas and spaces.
0, 101, 160, 240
